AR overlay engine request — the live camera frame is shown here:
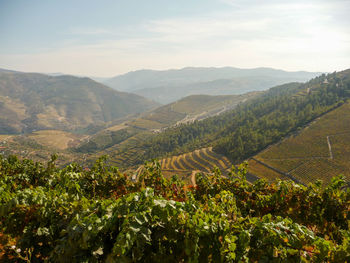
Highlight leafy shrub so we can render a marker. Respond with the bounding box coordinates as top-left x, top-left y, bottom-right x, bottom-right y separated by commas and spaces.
0, 156, 349, 262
